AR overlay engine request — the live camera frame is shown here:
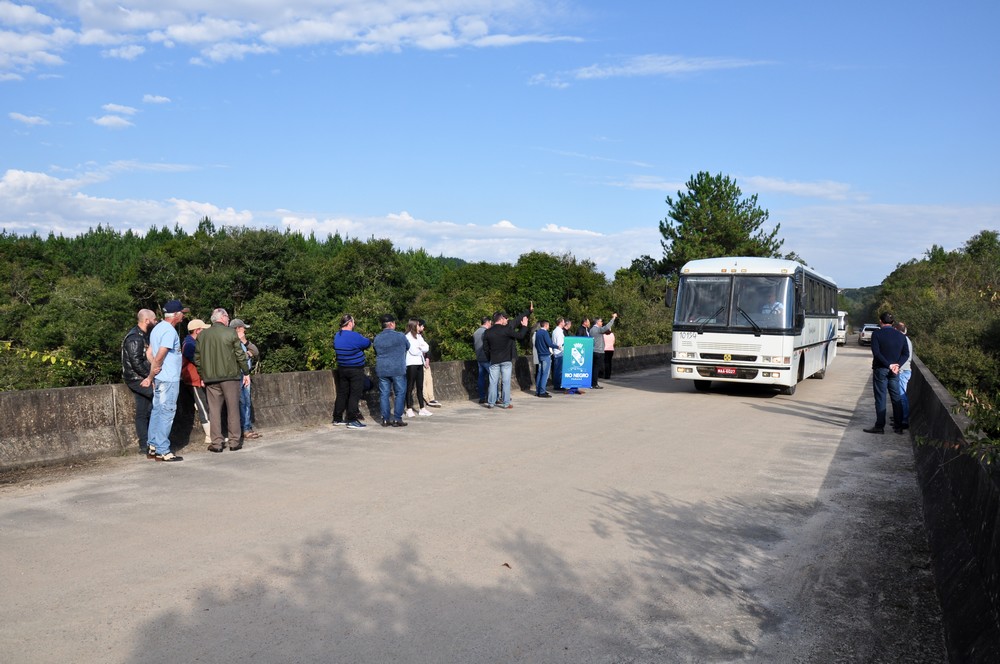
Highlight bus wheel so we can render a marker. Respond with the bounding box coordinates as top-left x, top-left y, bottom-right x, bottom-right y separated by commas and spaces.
694, 380, 711, 392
